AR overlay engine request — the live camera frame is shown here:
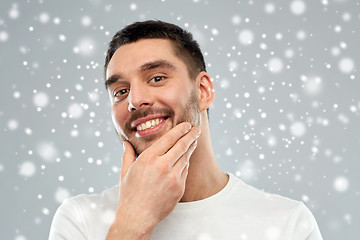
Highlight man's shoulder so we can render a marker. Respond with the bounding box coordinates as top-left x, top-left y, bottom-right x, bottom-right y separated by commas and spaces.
50, 185, 120, 239
62, 185, 119, 211
223, 174, 322, 239
229, 173, 305, 213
